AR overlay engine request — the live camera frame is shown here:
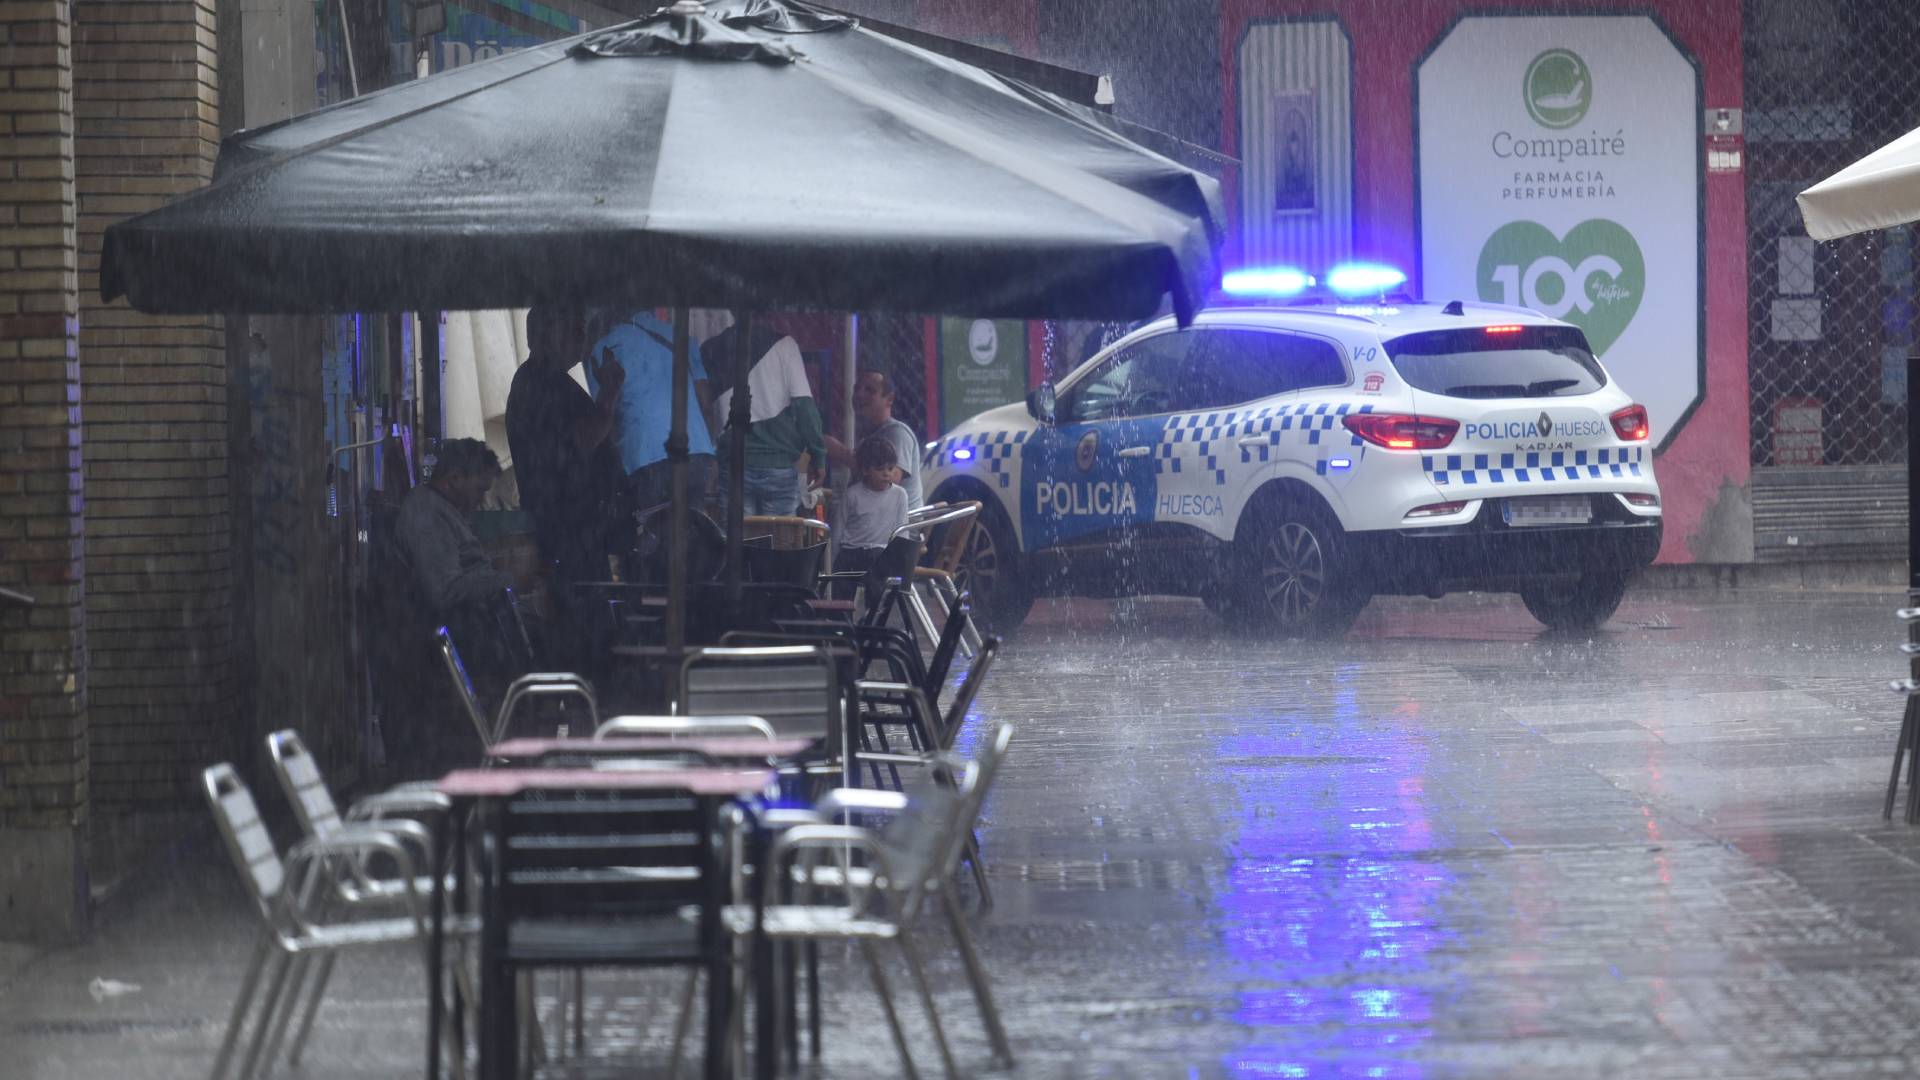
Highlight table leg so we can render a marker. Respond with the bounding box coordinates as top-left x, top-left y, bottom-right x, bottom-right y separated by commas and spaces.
753, 824, 776, 1080
704, 799, 733, 1080
478, 802, 511, 1080
428, 818, 443, 1080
